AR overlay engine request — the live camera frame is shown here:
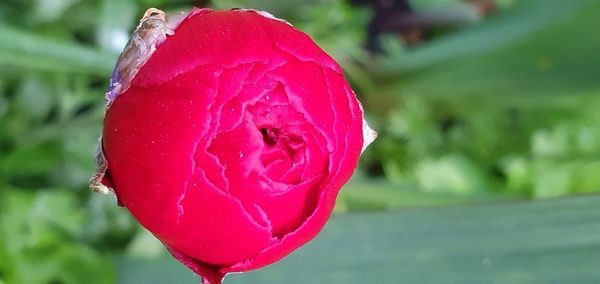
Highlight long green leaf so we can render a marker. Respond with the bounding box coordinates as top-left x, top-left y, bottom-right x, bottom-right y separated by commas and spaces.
375, 0, 600, 100
379, 0, 584, 72
117, 194, 600, 283
0, 25, 116, 75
